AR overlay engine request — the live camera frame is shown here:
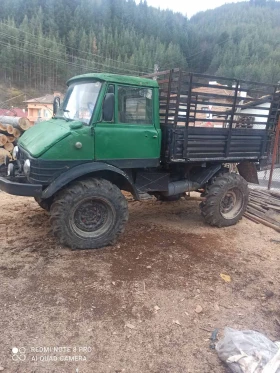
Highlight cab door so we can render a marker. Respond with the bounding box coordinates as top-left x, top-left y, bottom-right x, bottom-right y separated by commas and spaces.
94, 84, 160, 168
